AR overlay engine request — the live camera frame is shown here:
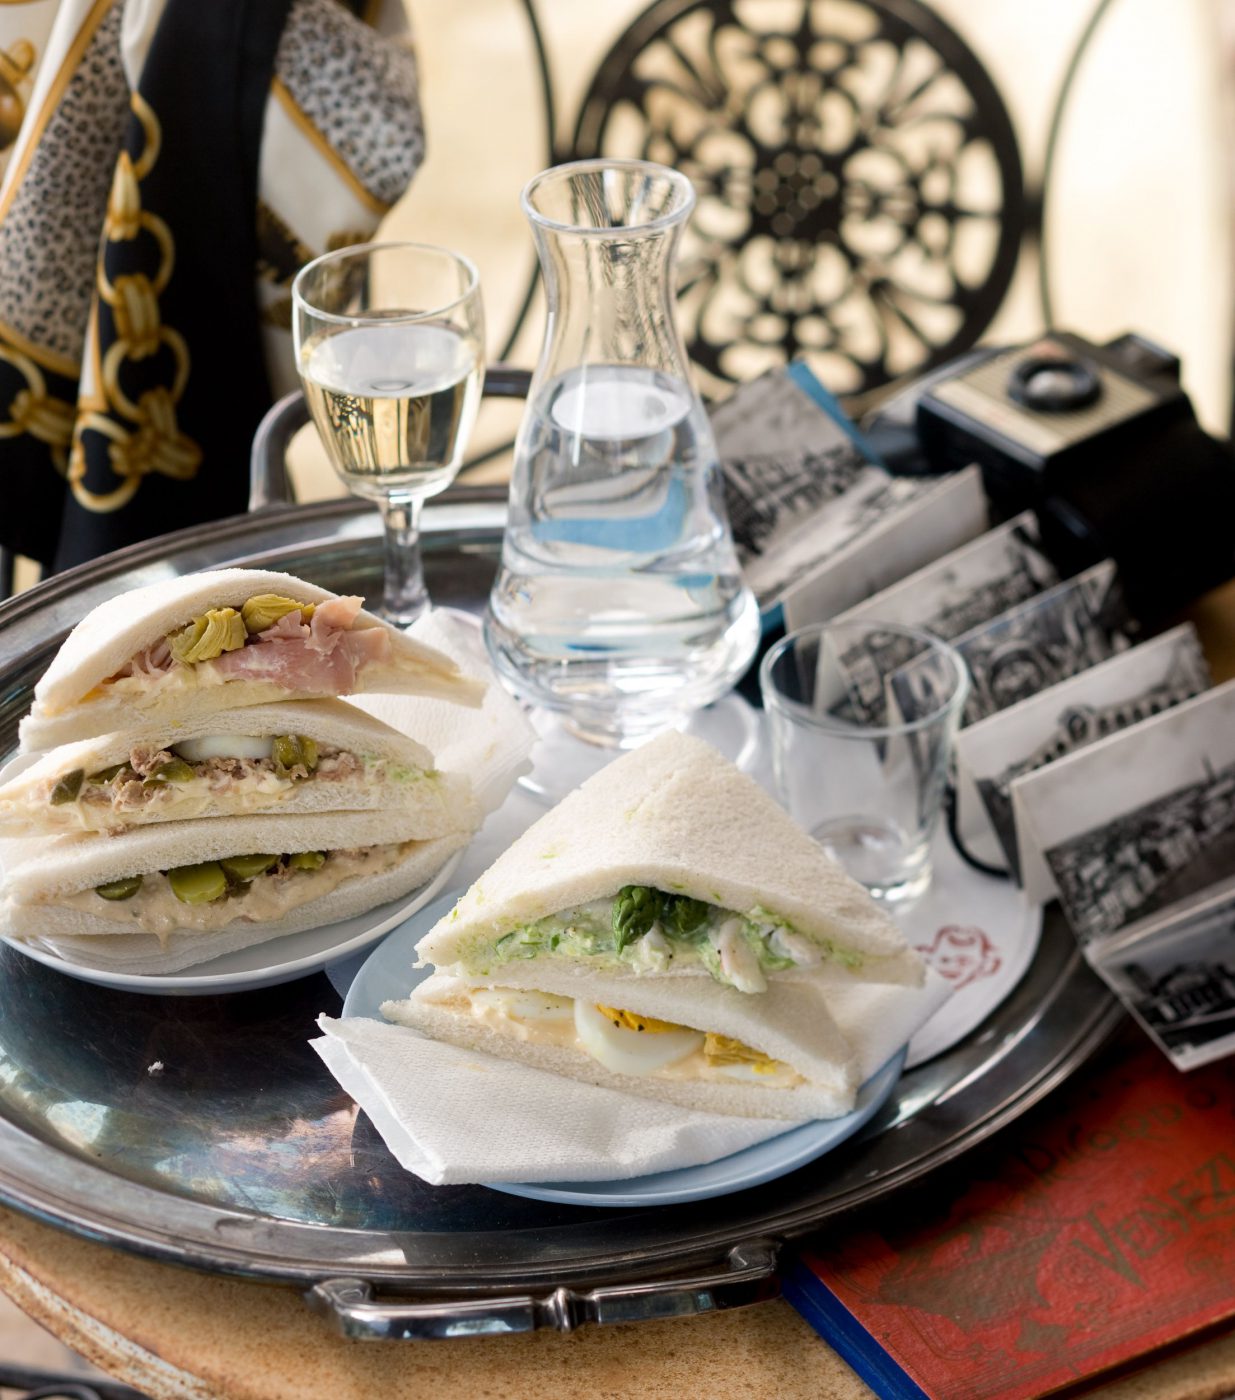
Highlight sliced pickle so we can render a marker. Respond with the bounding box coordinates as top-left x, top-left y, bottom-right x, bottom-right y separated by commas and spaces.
168, 608, 247, 665
287, 850, 326, 870
49, 769, 84, 805
144, 758, 195, 785
219, 853, 279, 882
96, 875, 143, 901
88, 762, 129, 784
168, 862, 228, 904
